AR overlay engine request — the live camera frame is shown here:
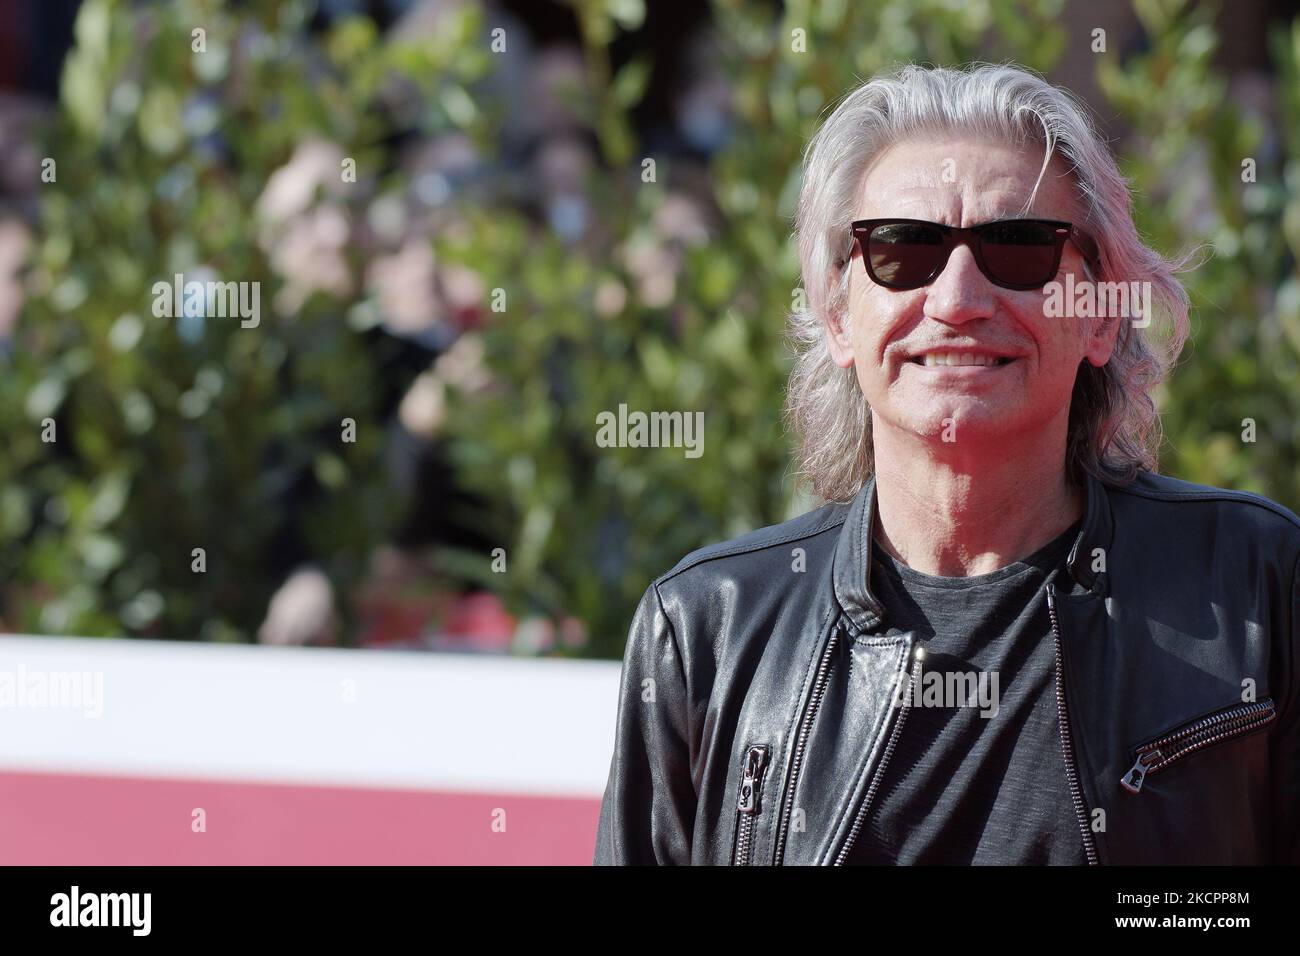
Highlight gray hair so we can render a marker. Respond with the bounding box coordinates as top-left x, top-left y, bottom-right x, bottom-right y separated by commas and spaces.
784, 62, 1192, 502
